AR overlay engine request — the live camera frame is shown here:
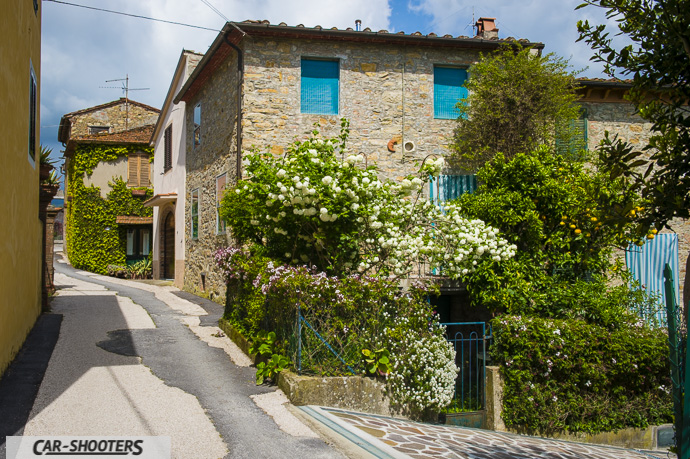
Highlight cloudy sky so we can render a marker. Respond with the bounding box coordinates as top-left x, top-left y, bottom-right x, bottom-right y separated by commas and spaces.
40, 0, 621, 165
